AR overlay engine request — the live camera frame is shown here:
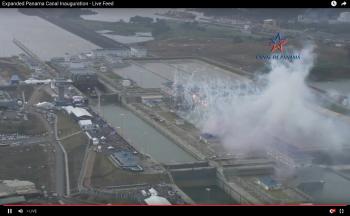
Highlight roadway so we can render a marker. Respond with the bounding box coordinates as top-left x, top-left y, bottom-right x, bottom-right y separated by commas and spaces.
53, 114, 71, 197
